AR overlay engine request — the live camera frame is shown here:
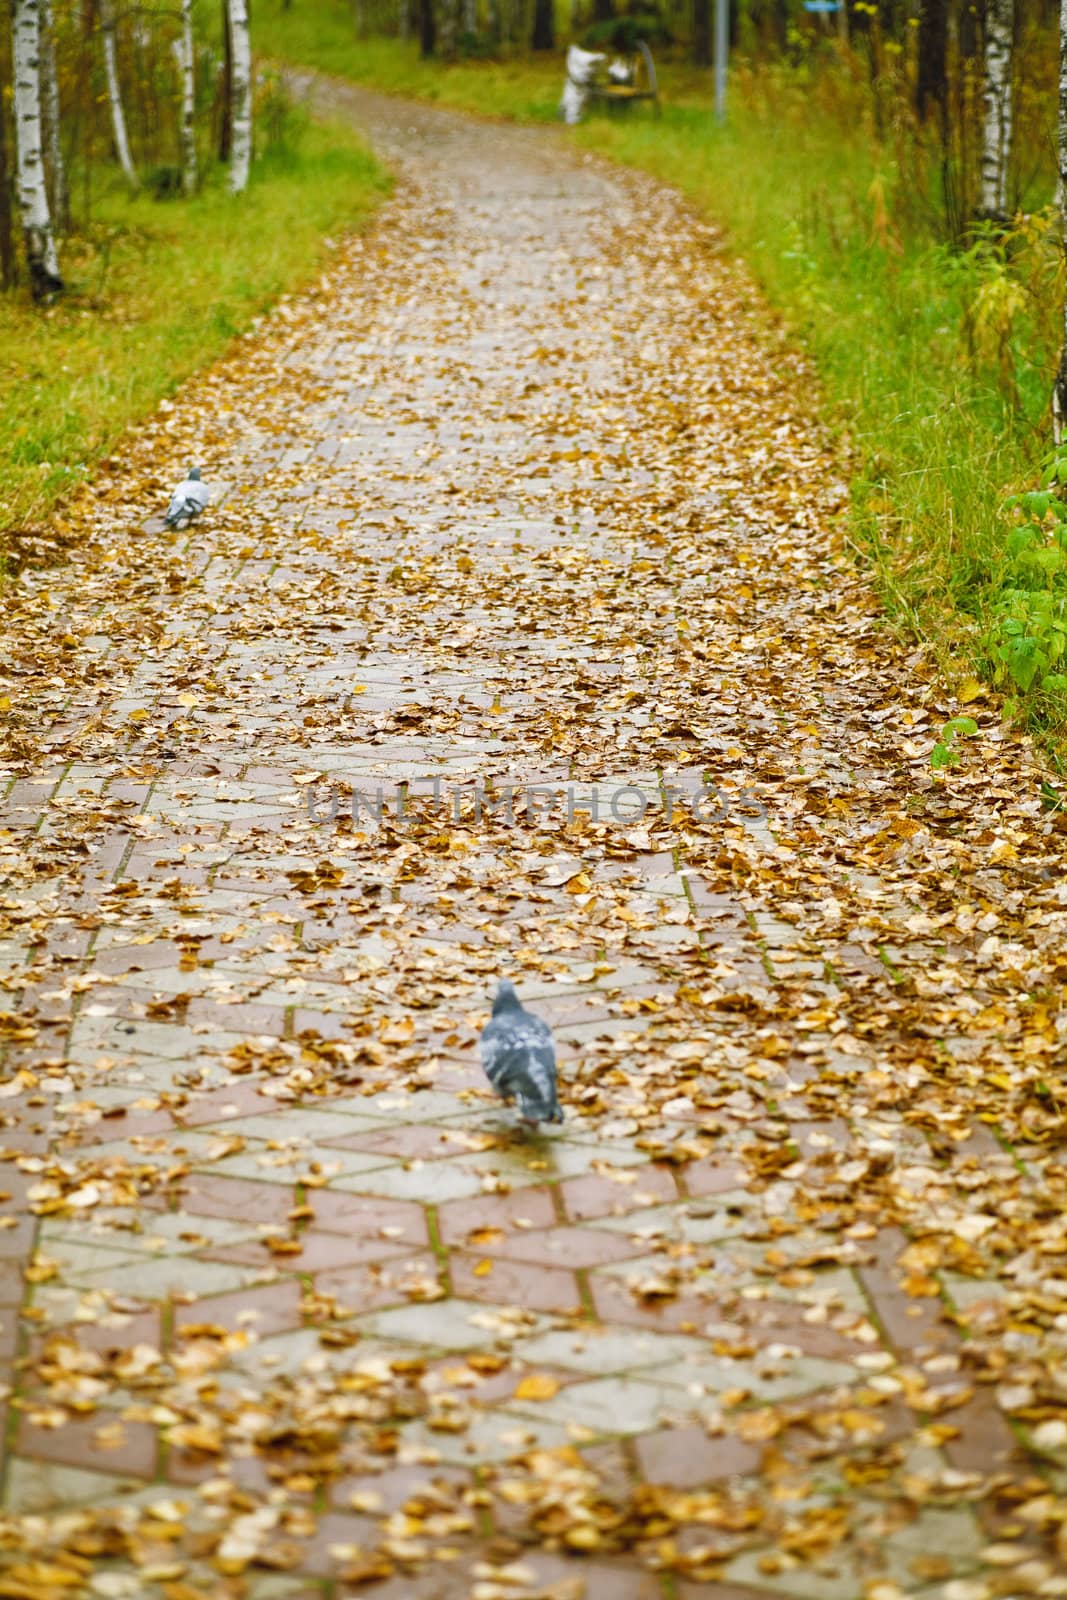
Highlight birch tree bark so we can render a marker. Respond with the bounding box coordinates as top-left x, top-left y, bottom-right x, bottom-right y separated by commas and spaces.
39, 0, 67, 230
100, 0, 138, 188
979, 0, 1014, 220
227, 0, 252, 195
462, 0, 476, 38
11, 0, 63, 298
1053, 0, 1067, 440
178, 0, 197, 196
